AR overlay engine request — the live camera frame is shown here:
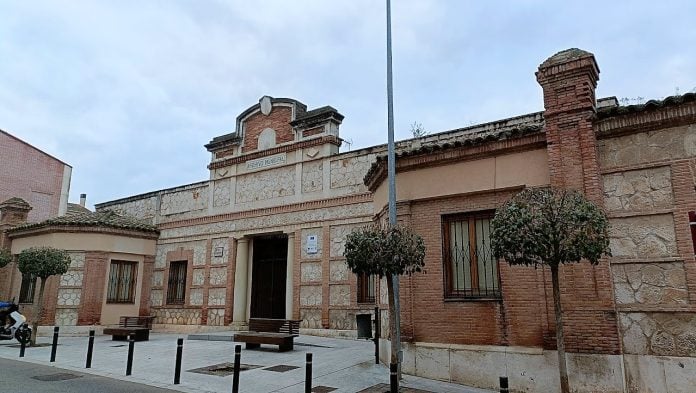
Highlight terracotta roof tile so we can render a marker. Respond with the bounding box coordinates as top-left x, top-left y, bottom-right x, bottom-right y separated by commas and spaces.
9, 208, 159, 234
